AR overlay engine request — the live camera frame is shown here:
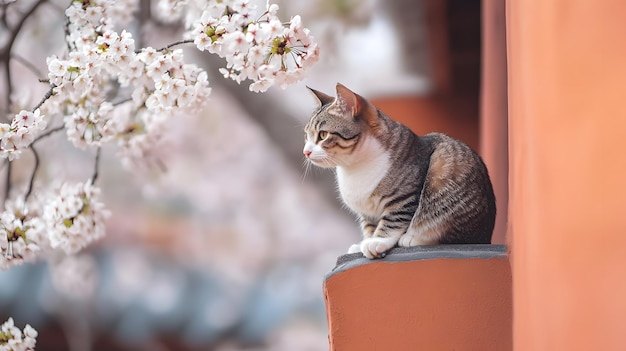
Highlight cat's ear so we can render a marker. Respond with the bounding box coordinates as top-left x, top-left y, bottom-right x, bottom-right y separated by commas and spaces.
335, 83, 363, 117
307, 86, 334, 107
336, 83, 381, 132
